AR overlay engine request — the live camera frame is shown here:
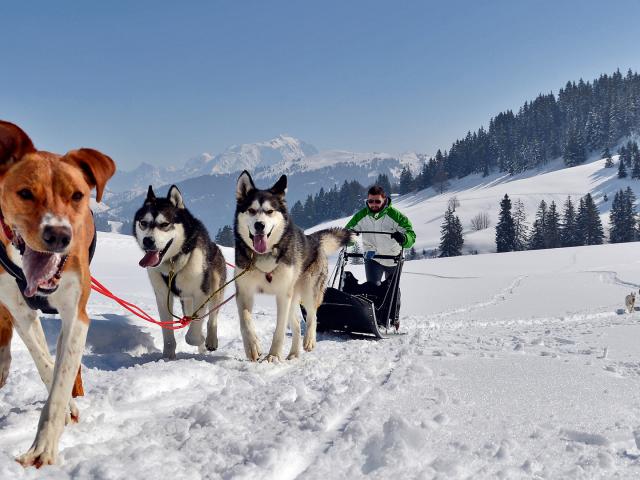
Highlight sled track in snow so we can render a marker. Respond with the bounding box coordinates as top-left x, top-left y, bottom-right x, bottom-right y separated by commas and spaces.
591, 270, 640, 290
277, 349, 405, 480
424, 274, 528, 320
